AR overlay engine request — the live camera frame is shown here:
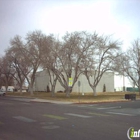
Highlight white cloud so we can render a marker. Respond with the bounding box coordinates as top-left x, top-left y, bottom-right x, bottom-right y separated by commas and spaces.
38, 1, 117, 34
0, 0, 139, 53
37, 0, 133, 50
